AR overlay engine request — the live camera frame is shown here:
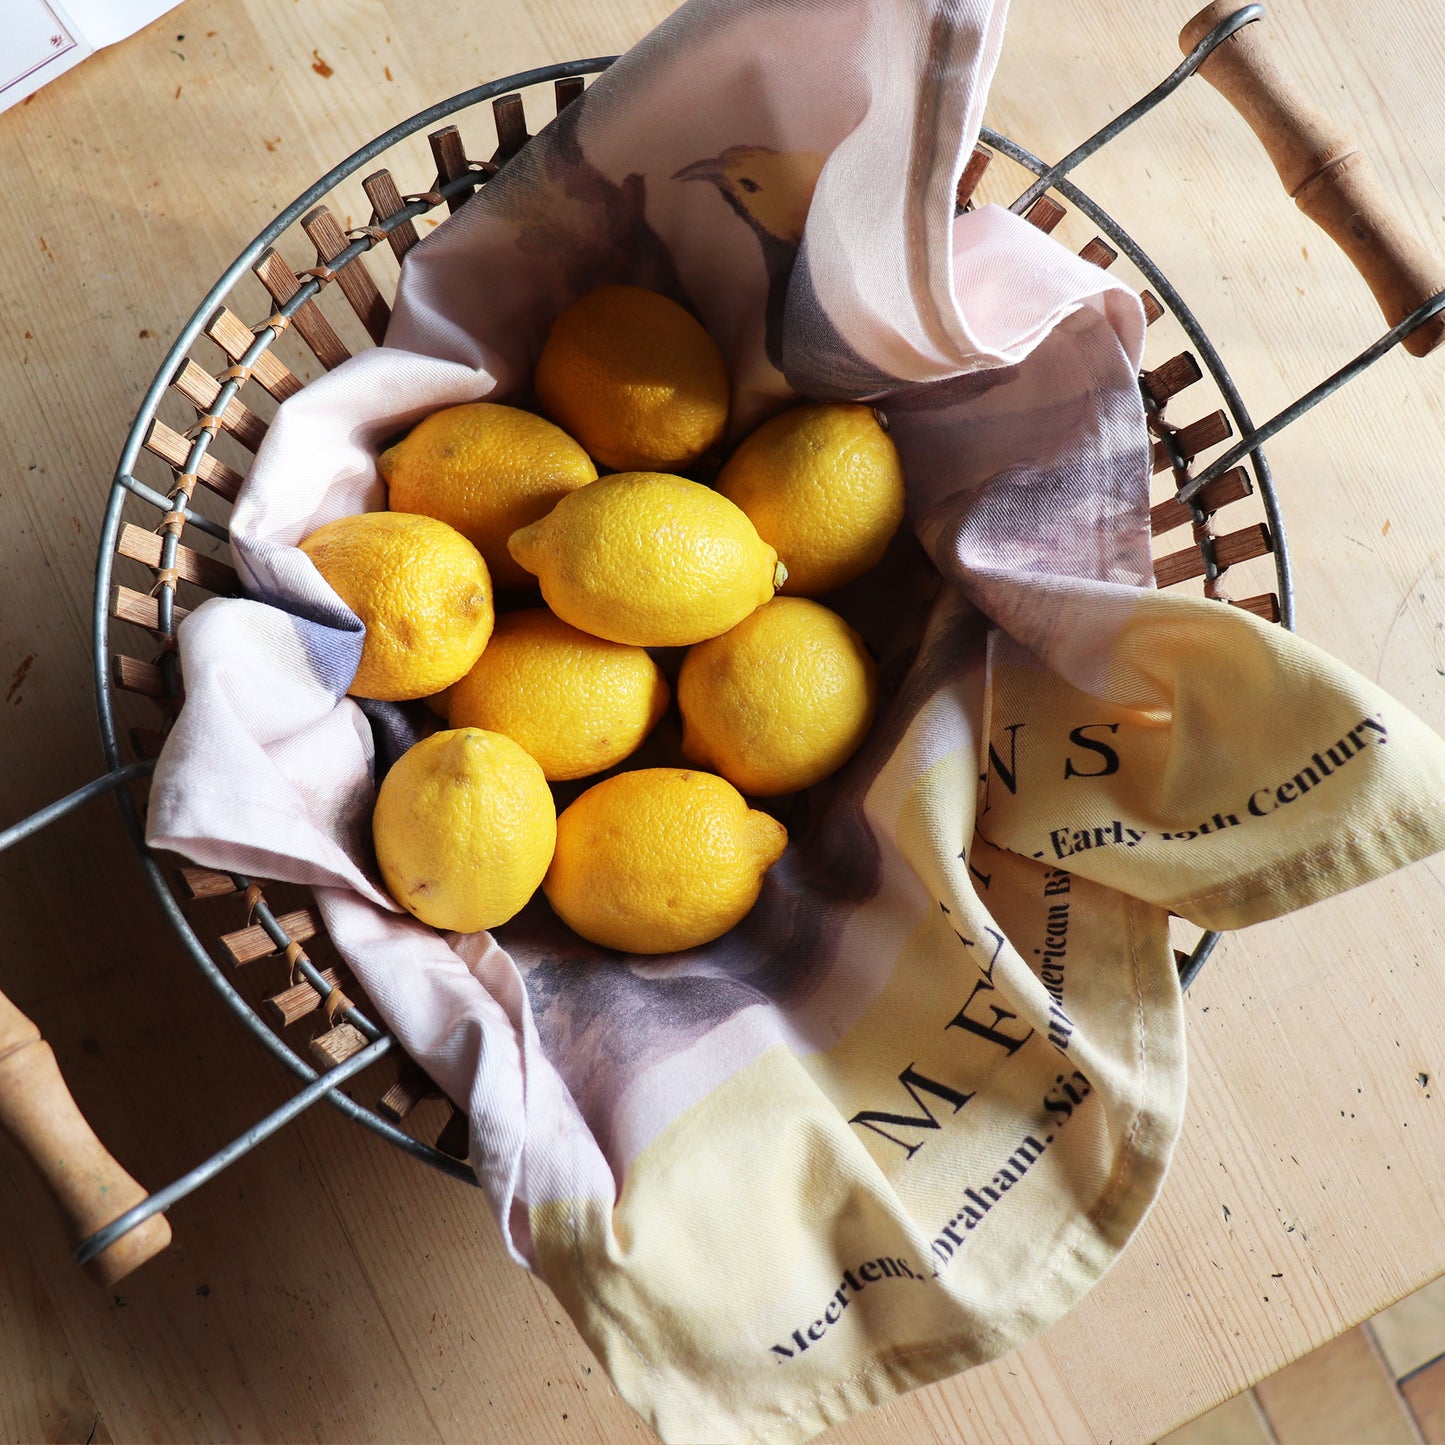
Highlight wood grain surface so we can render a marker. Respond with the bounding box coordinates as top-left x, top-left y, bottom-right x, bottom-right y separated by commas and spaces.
1, 0, 1443, 1442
